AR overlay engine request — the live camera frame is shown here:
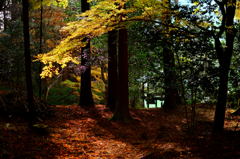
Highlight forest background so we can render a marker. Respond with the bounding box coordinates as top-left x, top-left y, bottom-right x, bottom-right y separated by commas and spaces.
0, 0, 240, 134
